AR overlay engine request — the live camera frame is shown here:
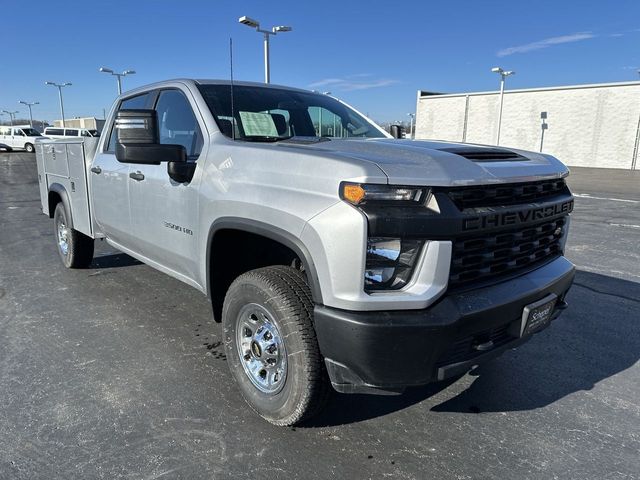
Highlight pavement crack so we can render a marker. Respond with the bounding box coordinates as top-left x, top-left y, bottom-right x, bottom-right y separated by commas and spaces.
573, 282, 640, 304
